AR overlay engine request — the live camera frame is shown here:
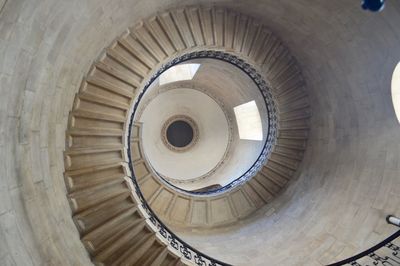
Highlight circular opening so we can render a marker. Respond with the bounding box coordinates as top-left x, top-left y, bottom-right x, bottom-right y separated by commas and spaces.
166, 120, 194, 148
161, 115, 199, 153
